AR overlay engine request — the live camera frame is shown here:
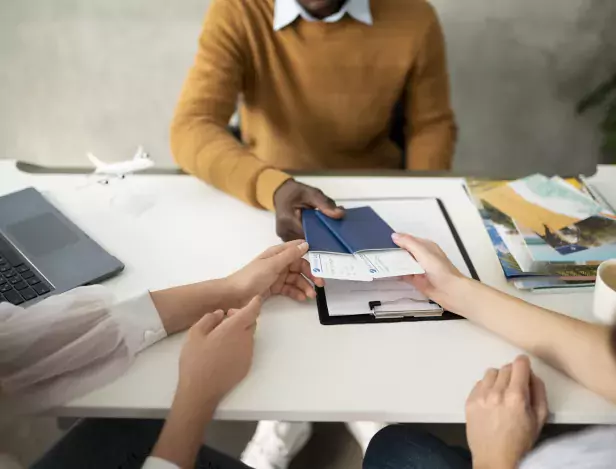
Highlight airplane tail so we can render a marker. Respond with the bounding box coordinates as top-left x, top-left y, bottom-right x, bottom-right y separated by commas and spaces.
132, 146, 148, 160
87, 152, 105, 170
